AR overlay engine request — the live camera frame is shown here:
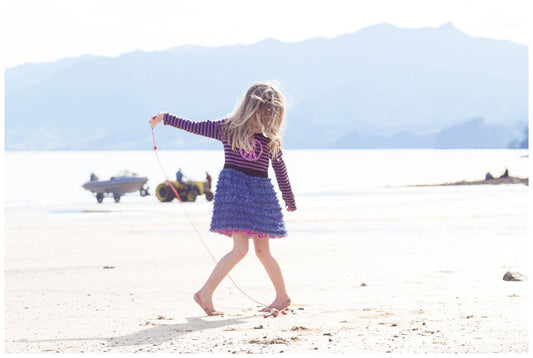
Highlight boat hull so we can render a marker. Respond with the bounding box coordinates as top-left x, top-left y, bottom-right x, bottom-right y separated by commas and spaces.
82, 177, 148, 195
